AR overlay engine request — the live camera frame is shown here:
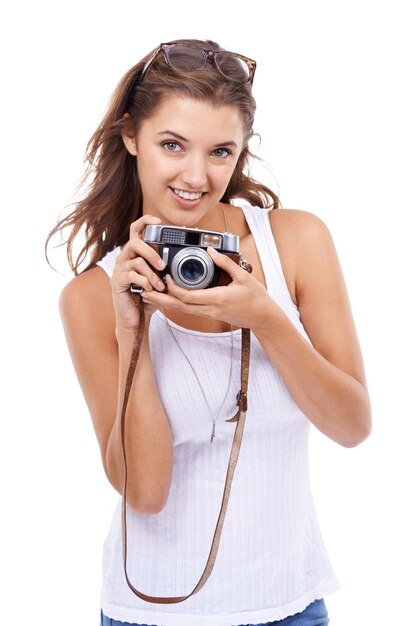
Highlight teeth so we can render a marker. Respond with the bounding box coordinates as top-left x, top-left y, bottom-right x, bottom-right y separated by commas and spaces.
173, 188, 203, 200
